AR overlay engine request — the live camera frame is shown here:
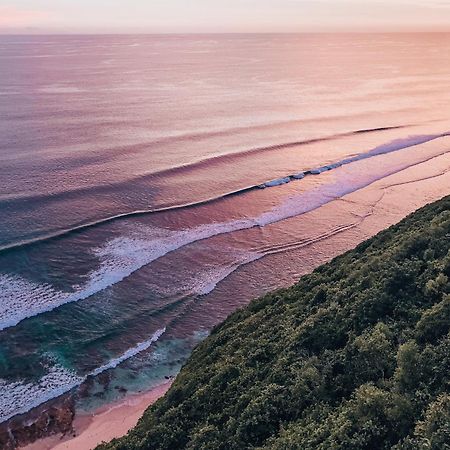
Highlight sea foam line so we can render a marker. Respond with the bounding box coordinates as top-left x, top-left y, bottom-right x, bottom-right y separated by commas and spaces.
0, 328, 165, 424
0, 128, 441, 254
2, 137, 450, 332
